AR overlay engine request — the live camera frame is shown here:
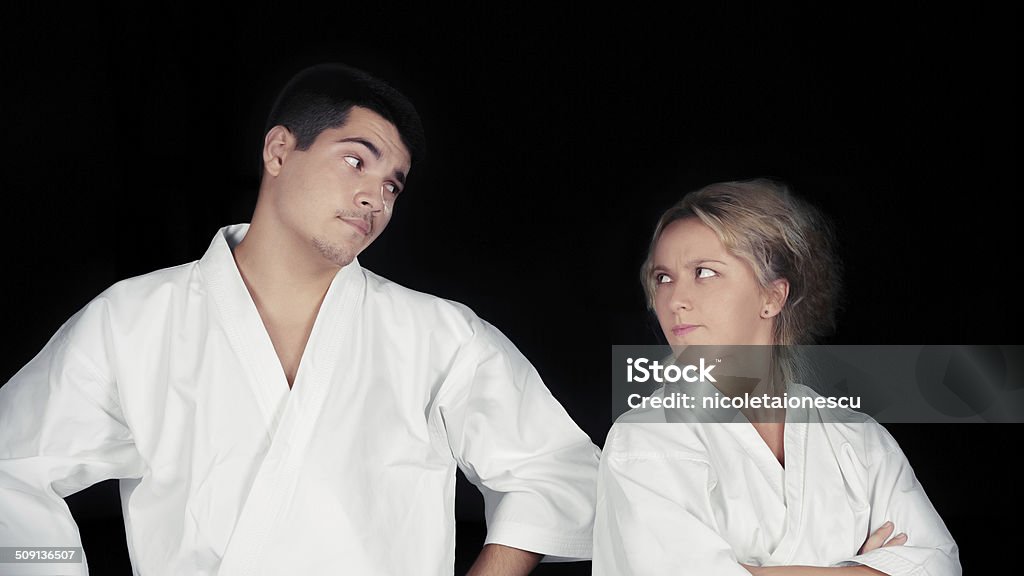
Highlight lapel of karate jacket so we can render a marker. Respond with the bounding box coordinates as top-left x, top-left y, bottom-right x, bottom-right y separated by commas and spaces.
198, 224, 366, 575
722, 404, 809, 565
